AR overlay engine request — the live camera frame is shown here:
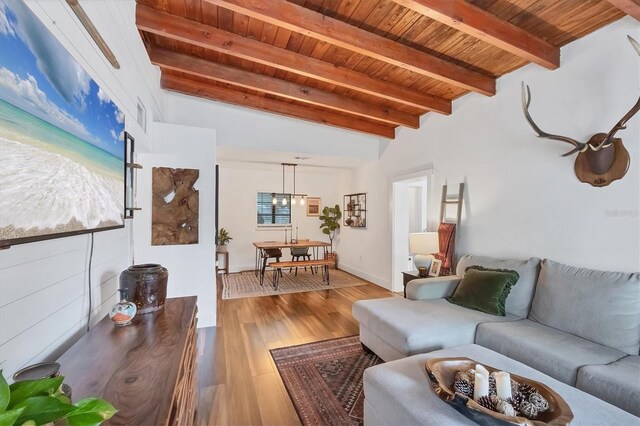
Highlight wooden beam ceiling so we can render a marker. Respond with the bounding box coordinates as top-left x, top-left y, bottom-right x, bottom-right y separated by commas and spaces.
161, 73, 396, 139
149, 46, 419, 128
606, 0, 640, 20
204, 0, 496, 96
136, 0, 623, 140
136, 4, 451, 114
389, 0, 560, 69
